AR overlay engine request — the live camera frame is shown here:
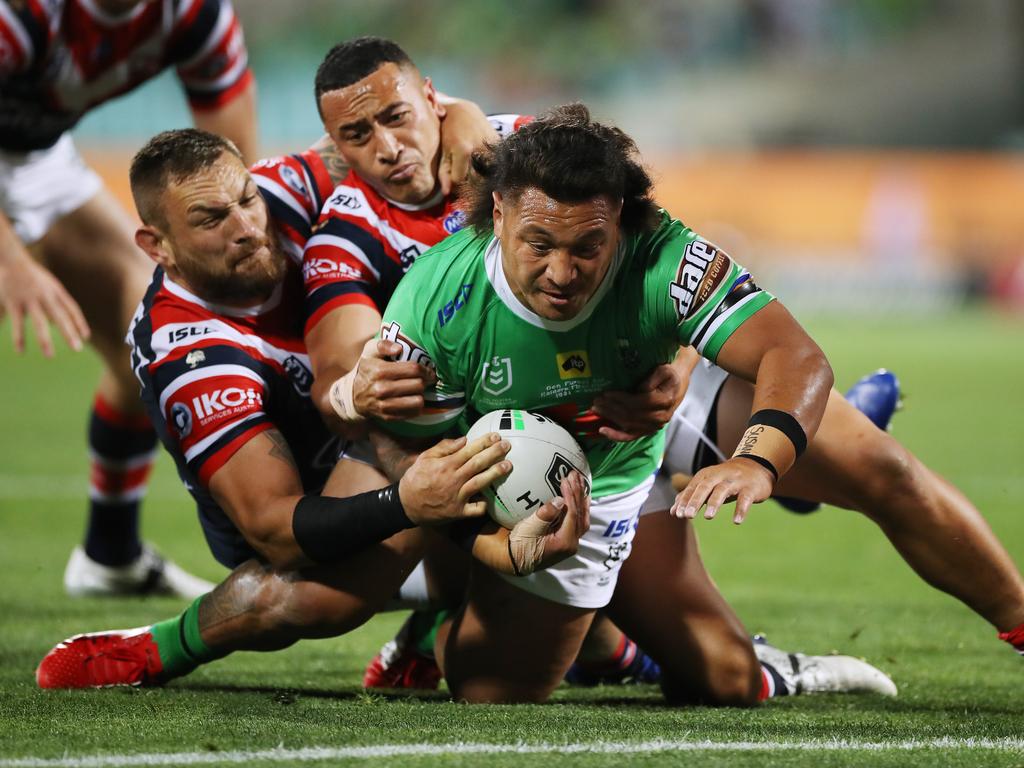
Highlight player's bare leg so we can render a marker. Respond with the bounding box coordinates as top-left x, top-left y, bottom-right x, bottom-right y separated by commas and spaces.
437, 562, 593, 703
606, 511, 762, 706
716, 378, 1024, 634
37, 444, 439, 689
197, 530, 427, 652
31, 190, 211, 597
